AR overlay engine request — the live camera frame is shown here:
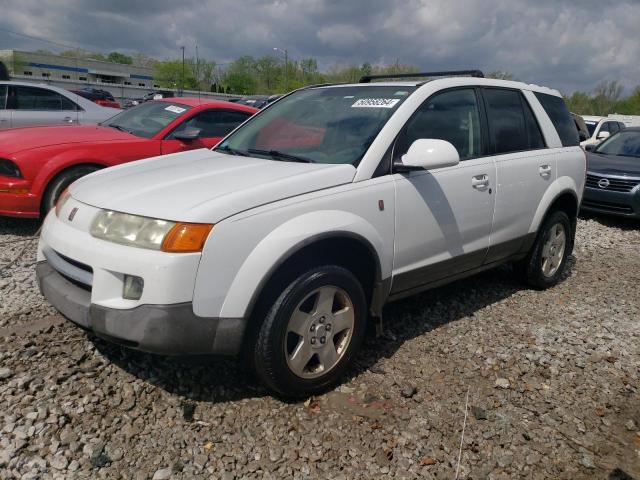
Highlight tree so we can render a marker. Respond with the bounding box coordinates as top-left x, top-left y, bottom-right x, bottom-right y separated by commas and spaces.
255, 56, 281, 93
224, 56, 258, 94
107, 52, 133, 65
154, 59, 197, 90
0, 52, 25, 75
564, 91, 592, 114
591, 80, 623, 116
487, 71, 516, 80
